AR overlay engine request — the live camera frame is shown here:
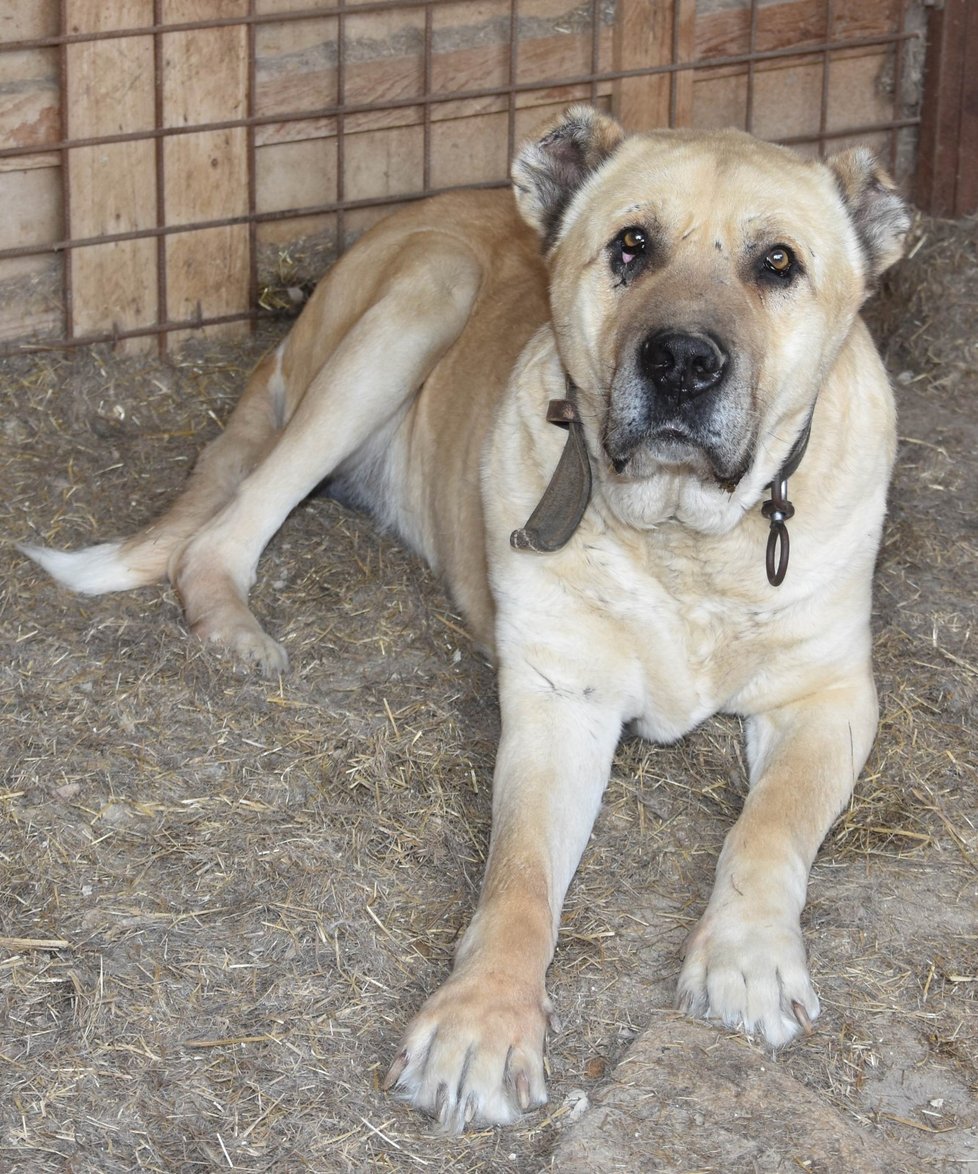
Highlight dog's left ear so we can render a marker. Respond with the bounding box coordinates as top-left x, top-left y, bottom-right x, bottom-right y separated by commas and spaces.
512, 105, 626, 250
828, 147, 910, 282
